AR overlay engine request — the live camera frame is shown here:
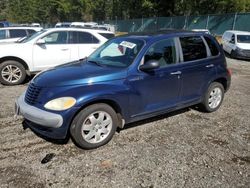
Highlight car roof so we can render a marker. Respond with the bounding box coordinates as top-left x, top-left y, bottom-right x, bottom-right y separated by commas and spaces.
0, 27, 43, 31
120, 29, 200, 42
224, 30, 250, 35
46, 27, 114, 34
